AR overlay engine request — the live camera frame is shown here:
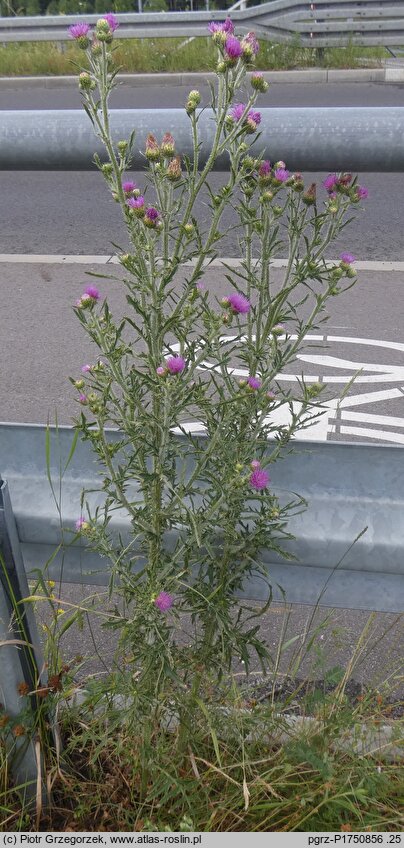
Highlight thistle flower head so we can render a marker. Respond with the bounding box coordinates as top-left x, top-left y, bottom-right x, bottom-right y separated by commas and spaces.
340, 252, 355, 264
229, 103, 245, 122
166, 355, 186, 374
355, 185, 369, 200
250, 468, 270, 490
208, 17, 234, 35
241, 31, 259, 59
103, 12, 119, 31
259, 160, 271, 178
224, 36, 243, 60
226, 293, 251, 314
144, 207, 160, 227
247, 376, 262, 390
84, 285, 100, 300
69, 22, 90, 39
273, 167, 289, 183
323, 173, 339, 193
155, 591, 174, 612
127, 195, 145, 213
122, 180, 137, 195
